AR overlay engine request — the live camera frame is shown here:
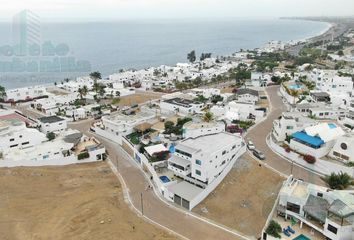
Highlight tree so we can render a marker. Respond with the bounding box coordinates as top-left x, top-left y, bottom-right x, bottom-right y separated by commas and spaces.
164, 121, 175, 134
46, 132, 55, 141
322, 172, 354, 190
266, 220, 282, 238
193, 77, 202, 86
203, 112, 214, 122
289, 89, 300, 105
200, 53, 212, 61
0, 85, 6, 100
338, 50, 344, 56
78, 85, 88, 100
54, 82, 57, 86
89, 71, 102, 80
187, 50, 196, 63
64, 78, 69, 83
